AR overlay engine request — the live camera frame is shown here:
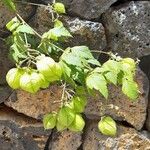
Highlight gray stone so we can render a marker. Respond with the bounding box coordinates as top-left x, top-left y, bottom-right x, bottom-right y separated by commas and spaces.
139, 55, 150, 131
42, 0, 117, 20
85, 68, 149, 130
102, 1, 150, 58
0, 86, 12, 104
0, 0, 36, 36
62, 17, 106, 54
49, 130, 82, 150
31, 7, 106, 53
83, 121, 150, 150
146, 97, 150, 131
0, 105, 51, 150
0, 125, 25, 150
0, 40, 14, 85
